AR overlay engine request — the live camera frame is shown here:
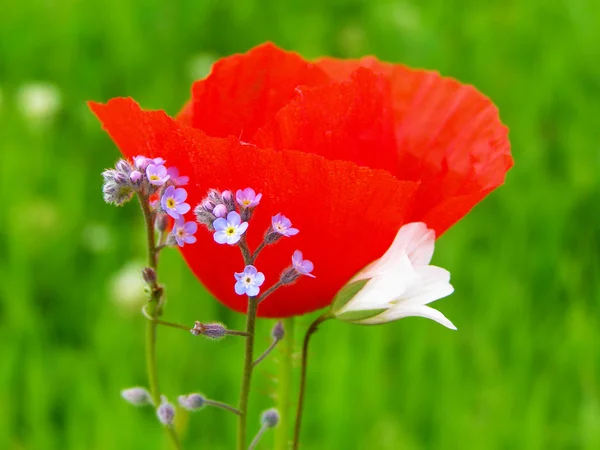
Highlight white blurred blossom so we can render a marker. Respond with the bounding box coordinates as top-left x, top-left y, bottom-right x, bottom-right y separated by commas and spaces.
17, 82, 61, 121
110, 262, 147, 311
